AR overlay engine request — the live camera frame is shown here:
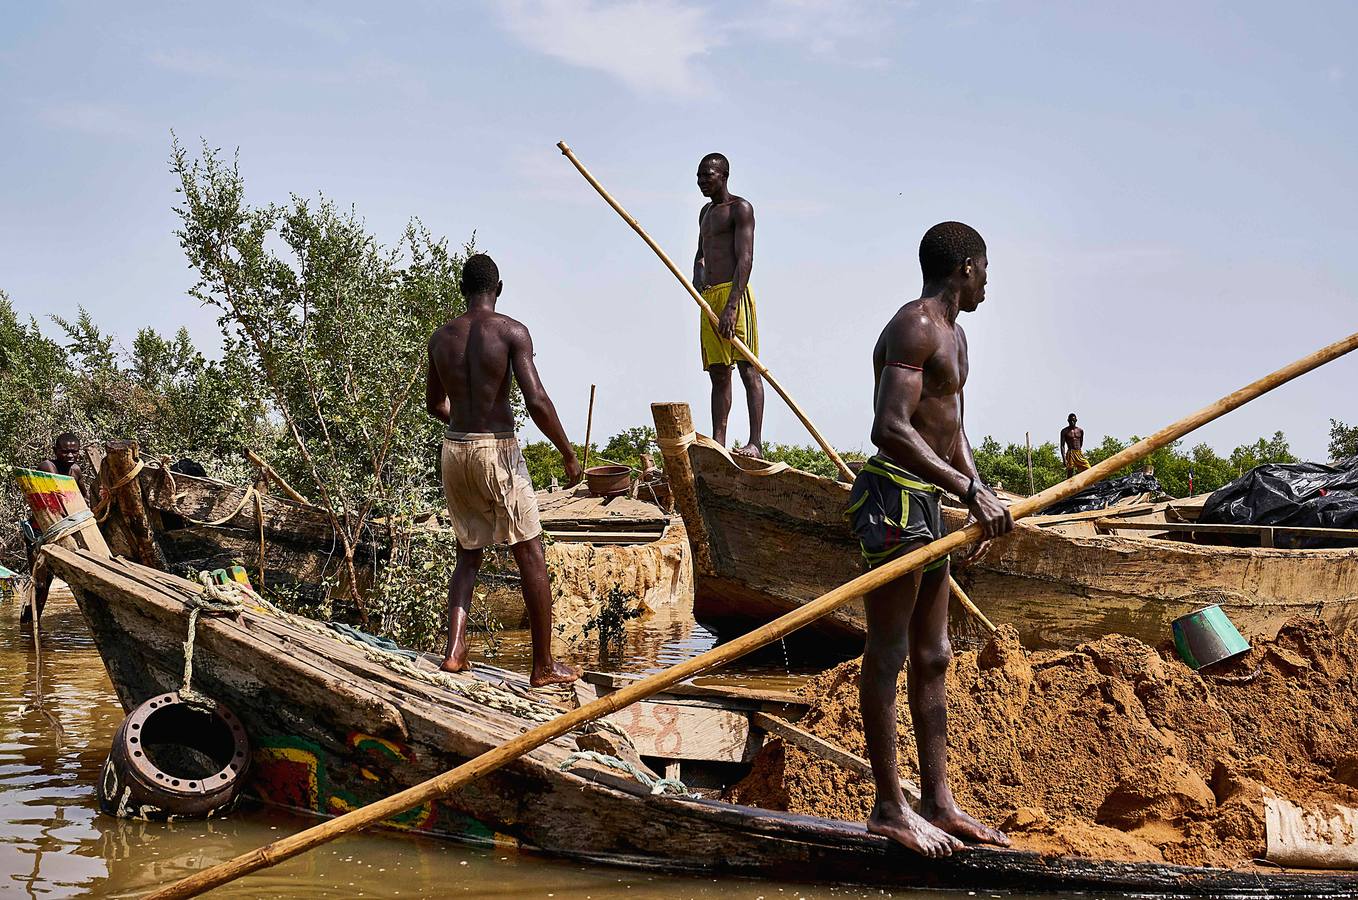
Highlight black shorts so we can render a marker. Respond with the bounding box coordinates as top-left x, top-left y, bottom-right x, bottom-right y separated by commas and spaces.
846, 456, 949, 572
